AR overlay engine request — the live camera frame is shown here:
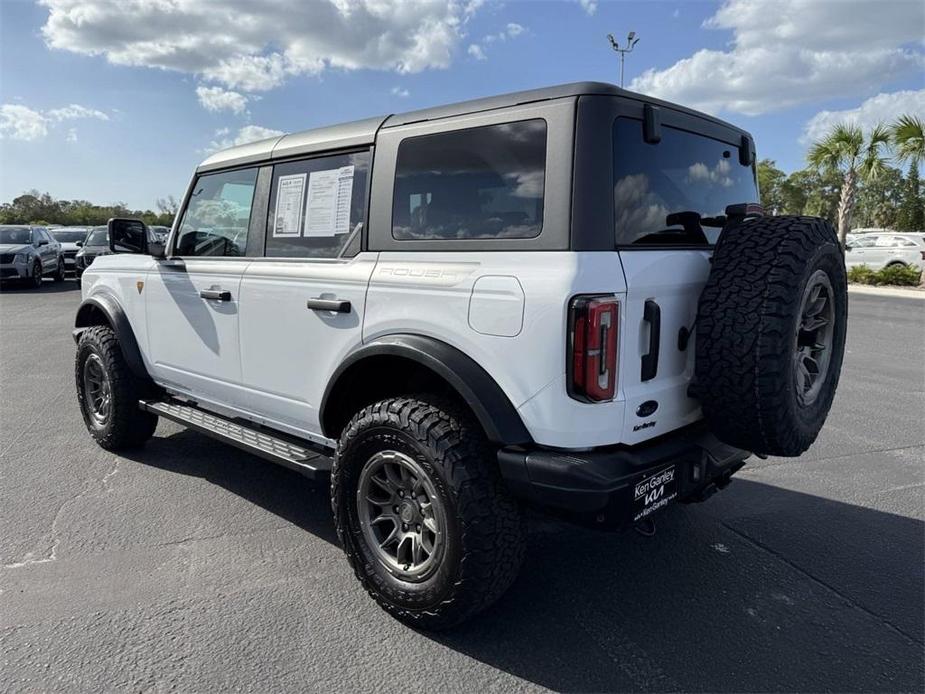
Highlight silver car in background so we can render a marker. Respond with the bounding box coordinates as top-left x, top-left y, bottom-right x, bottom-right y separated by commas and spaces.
845, 232, 925, 270
49, 226, 91, 274
0, 225, 66, 287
